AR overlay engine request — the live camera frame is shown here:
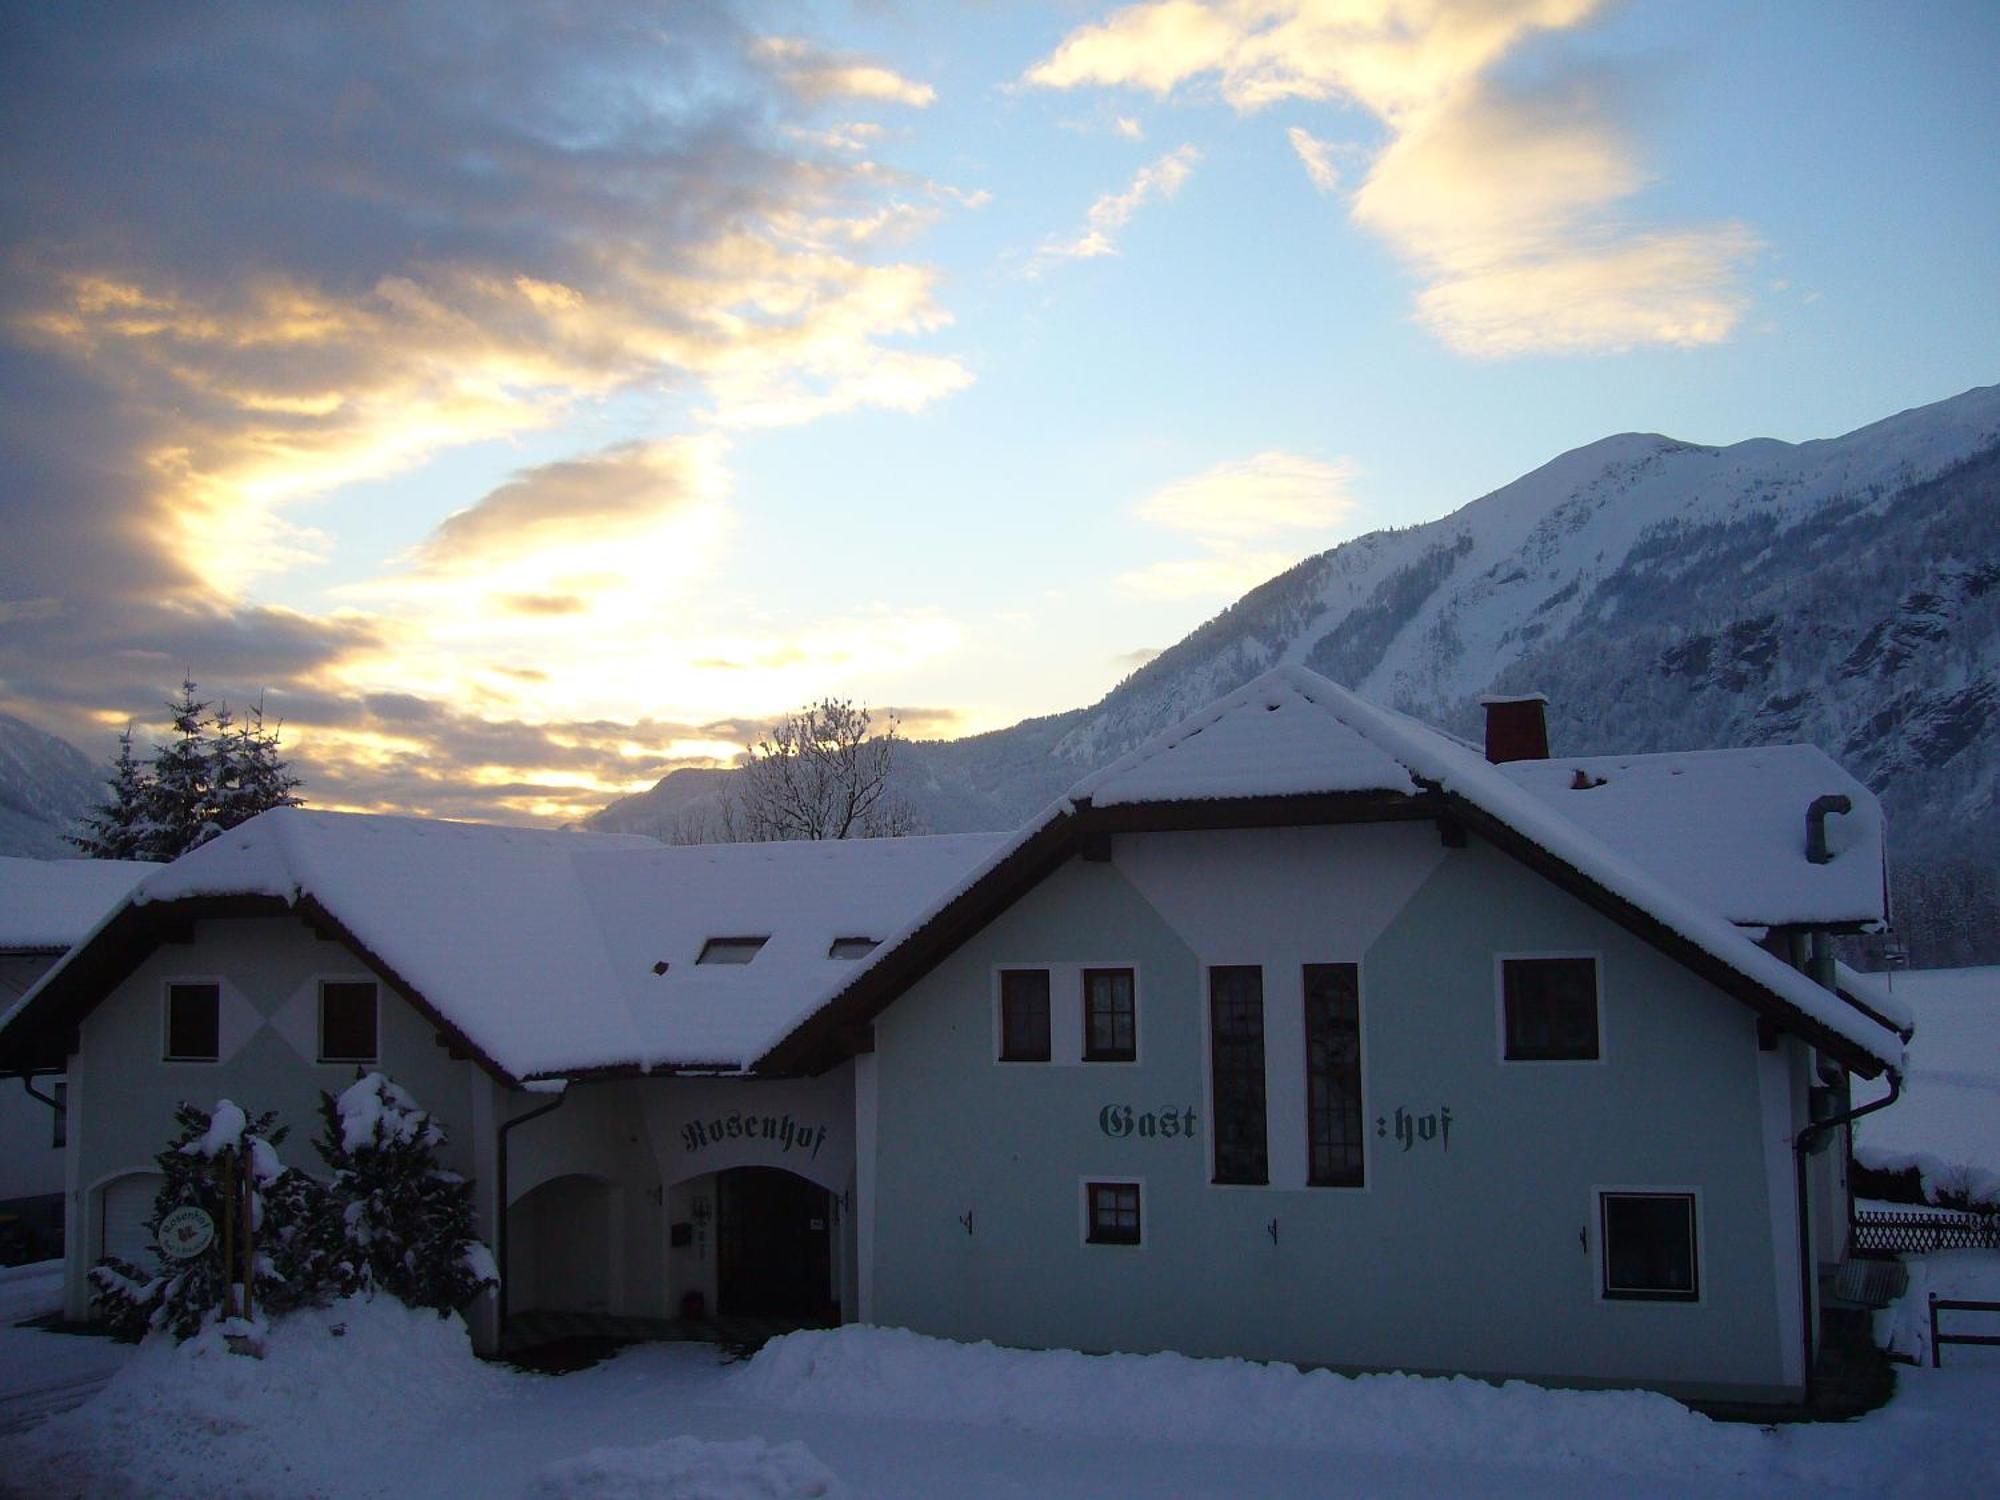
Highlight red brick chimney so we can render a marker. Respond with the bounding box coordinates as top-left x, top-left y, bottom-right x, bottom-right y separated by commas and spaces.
1480, 694, 1549, 763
